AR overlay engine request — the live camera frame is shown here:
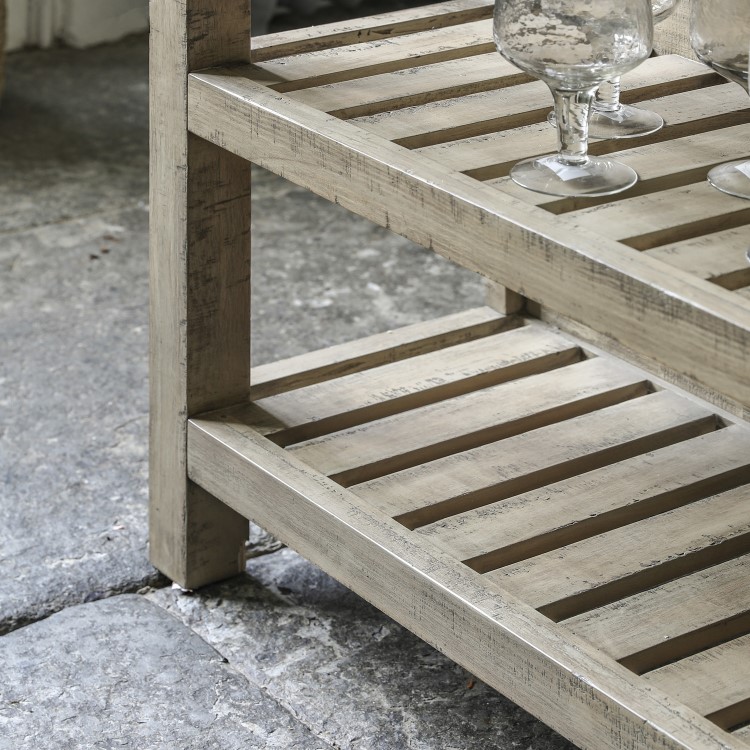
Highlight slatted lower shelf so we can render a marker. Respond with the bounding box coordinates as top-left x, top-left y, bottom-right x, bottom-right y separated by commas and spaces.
188, 308, 750, 750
